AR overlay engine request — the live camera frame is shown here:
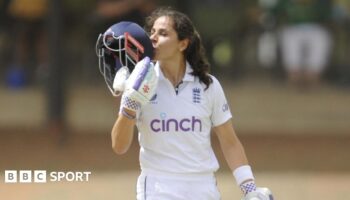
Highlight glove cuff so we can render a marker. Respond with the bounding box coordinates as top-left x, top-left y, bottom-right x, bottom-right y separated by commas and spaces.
121, 95, 140, 112
240, 180, 257, 195
124, 87, 149, 106
121, 108, 136, 120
